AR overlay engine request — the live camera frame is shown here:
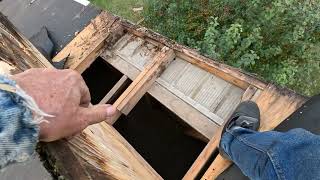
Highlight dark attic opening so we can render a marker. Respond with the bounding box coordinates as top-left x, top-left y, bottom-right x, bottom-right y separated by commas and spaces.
82, 57, 207, 180
114, 95, 206, 180
82, 57, 126, 104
